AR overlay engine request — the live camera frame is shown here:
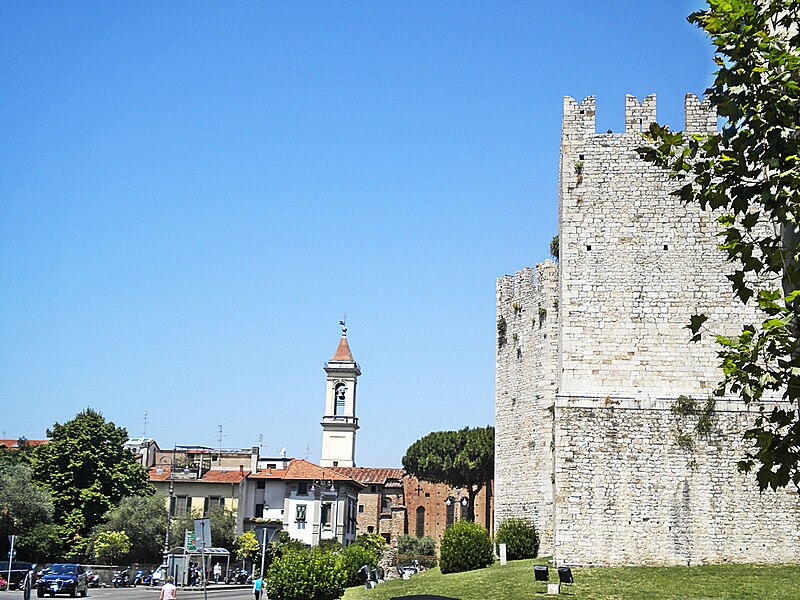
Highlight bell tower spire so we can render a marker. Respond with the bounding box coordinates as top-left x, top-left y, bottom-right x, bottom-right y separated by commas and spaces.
320, 320, 360, 467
